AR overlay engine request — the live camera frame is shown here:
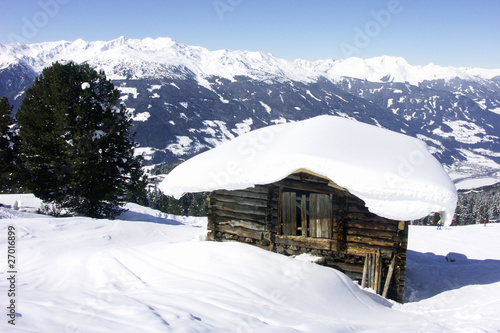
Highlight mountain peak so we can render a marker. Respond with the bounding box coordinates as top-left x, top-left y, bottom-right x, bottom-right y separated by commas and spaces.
2, 37, 500, 84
